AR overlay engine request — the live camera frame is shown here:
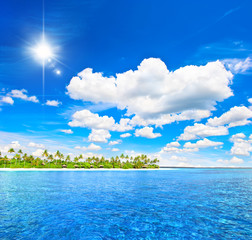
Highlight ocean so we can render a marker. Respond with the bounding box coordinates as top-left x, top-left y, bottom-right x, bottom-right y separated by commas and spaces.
0, 169, 251, 239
